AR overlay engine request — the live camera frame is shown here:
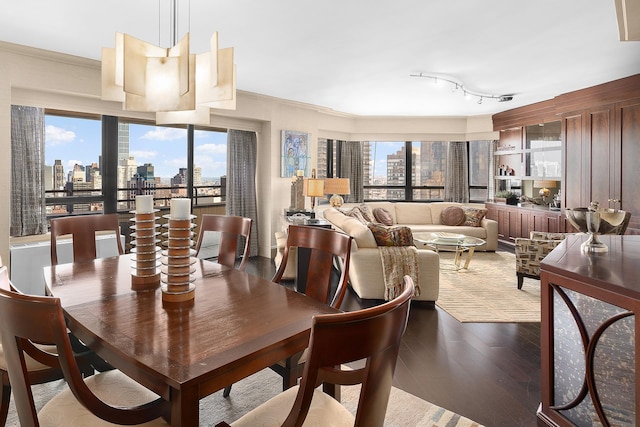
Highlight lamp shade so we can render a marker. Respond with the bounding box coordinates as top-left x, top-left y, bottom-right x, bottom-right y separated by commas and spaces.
324, 178, 351, 195
303, 179, 325, 198
533, 180, 557, 189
